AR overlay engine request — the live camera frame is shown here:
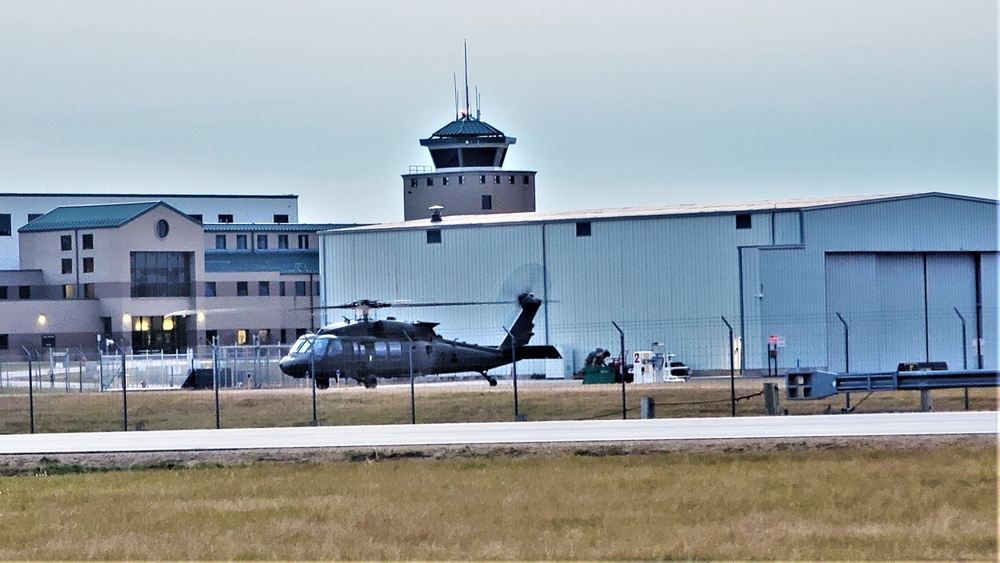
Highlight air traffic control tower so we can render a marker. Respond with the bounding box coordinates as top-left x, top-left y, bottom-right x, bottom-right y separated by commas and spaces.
402, 111, 537, 221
